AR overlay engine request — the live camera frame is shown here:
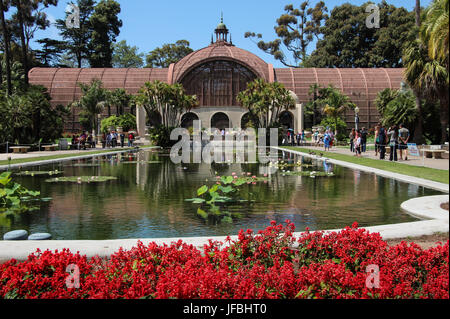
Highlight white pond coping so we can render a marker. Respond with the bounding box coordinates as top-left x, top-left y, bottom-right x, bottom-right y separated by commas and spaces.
0, 146, 448, 263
